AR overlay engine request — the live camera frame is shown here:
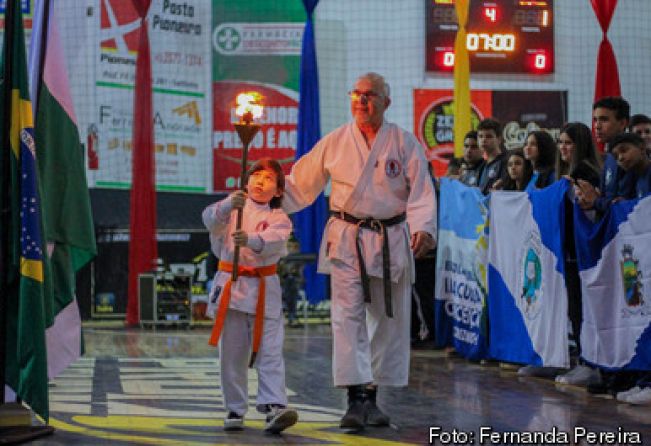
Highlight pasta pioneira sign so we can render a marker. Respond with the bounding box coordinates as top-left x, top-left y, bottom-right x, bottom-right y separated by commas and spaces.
92, 0, 212, 192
